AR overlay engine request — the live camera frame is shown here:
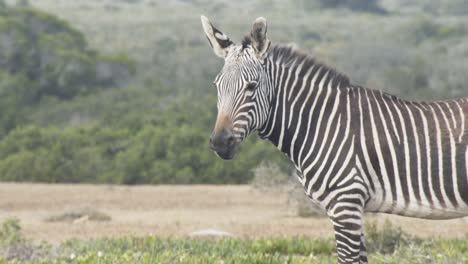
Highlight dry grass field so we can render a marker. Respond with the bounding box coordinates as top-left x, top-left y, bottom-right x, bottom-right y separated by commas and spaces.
0, 183, 466, 244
